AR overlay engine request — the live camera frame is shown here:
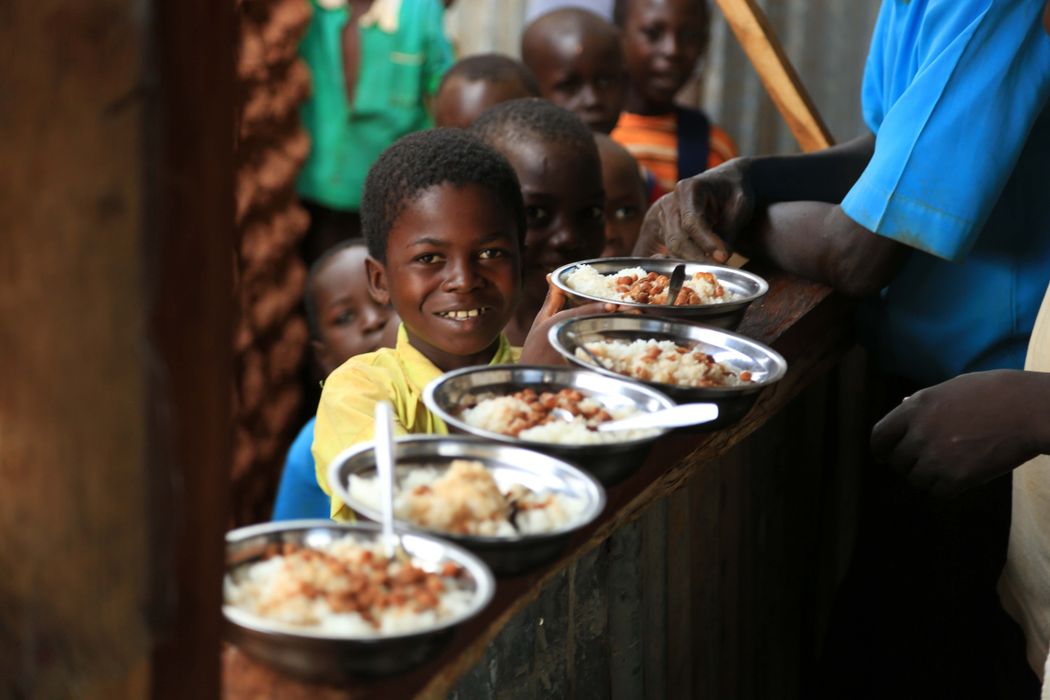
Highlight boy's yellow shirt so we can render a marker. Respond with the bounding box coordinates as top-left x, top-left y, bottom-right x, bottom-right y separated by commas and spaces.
312, 325, 520, 520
